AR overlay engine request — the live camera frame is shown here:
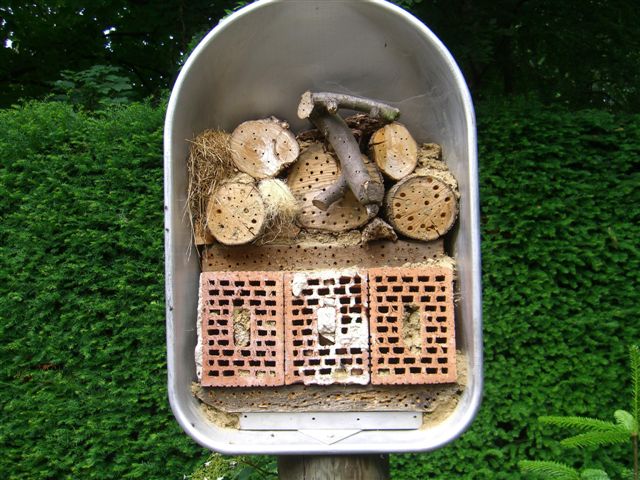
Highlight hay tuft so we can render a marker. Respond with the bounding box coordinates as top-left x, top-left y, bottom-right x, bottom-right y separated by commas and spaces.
257, 179, 301, 243
258, 179, 300, 223
187, 129, 236, 243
